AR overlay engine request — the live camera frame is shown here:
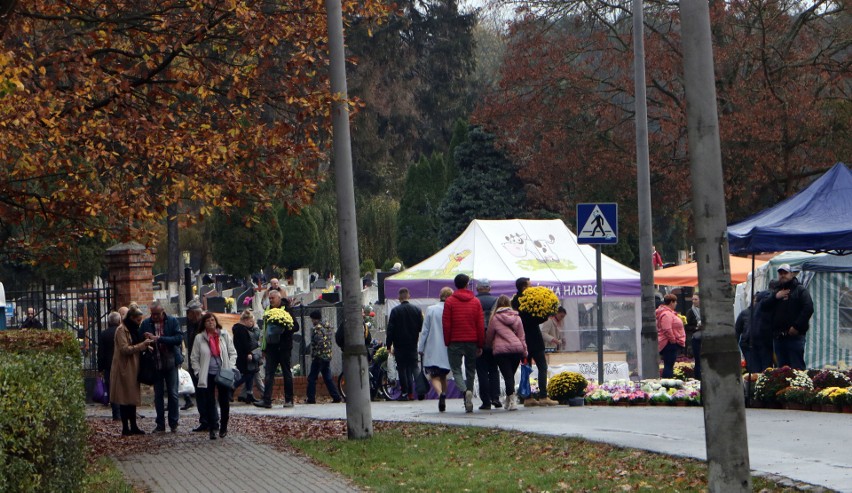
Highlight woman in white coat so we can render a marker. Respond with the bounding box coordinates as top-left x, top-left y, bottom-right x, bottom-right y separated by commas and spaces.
191, 312, 237, 440
418, 287, 453, 412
